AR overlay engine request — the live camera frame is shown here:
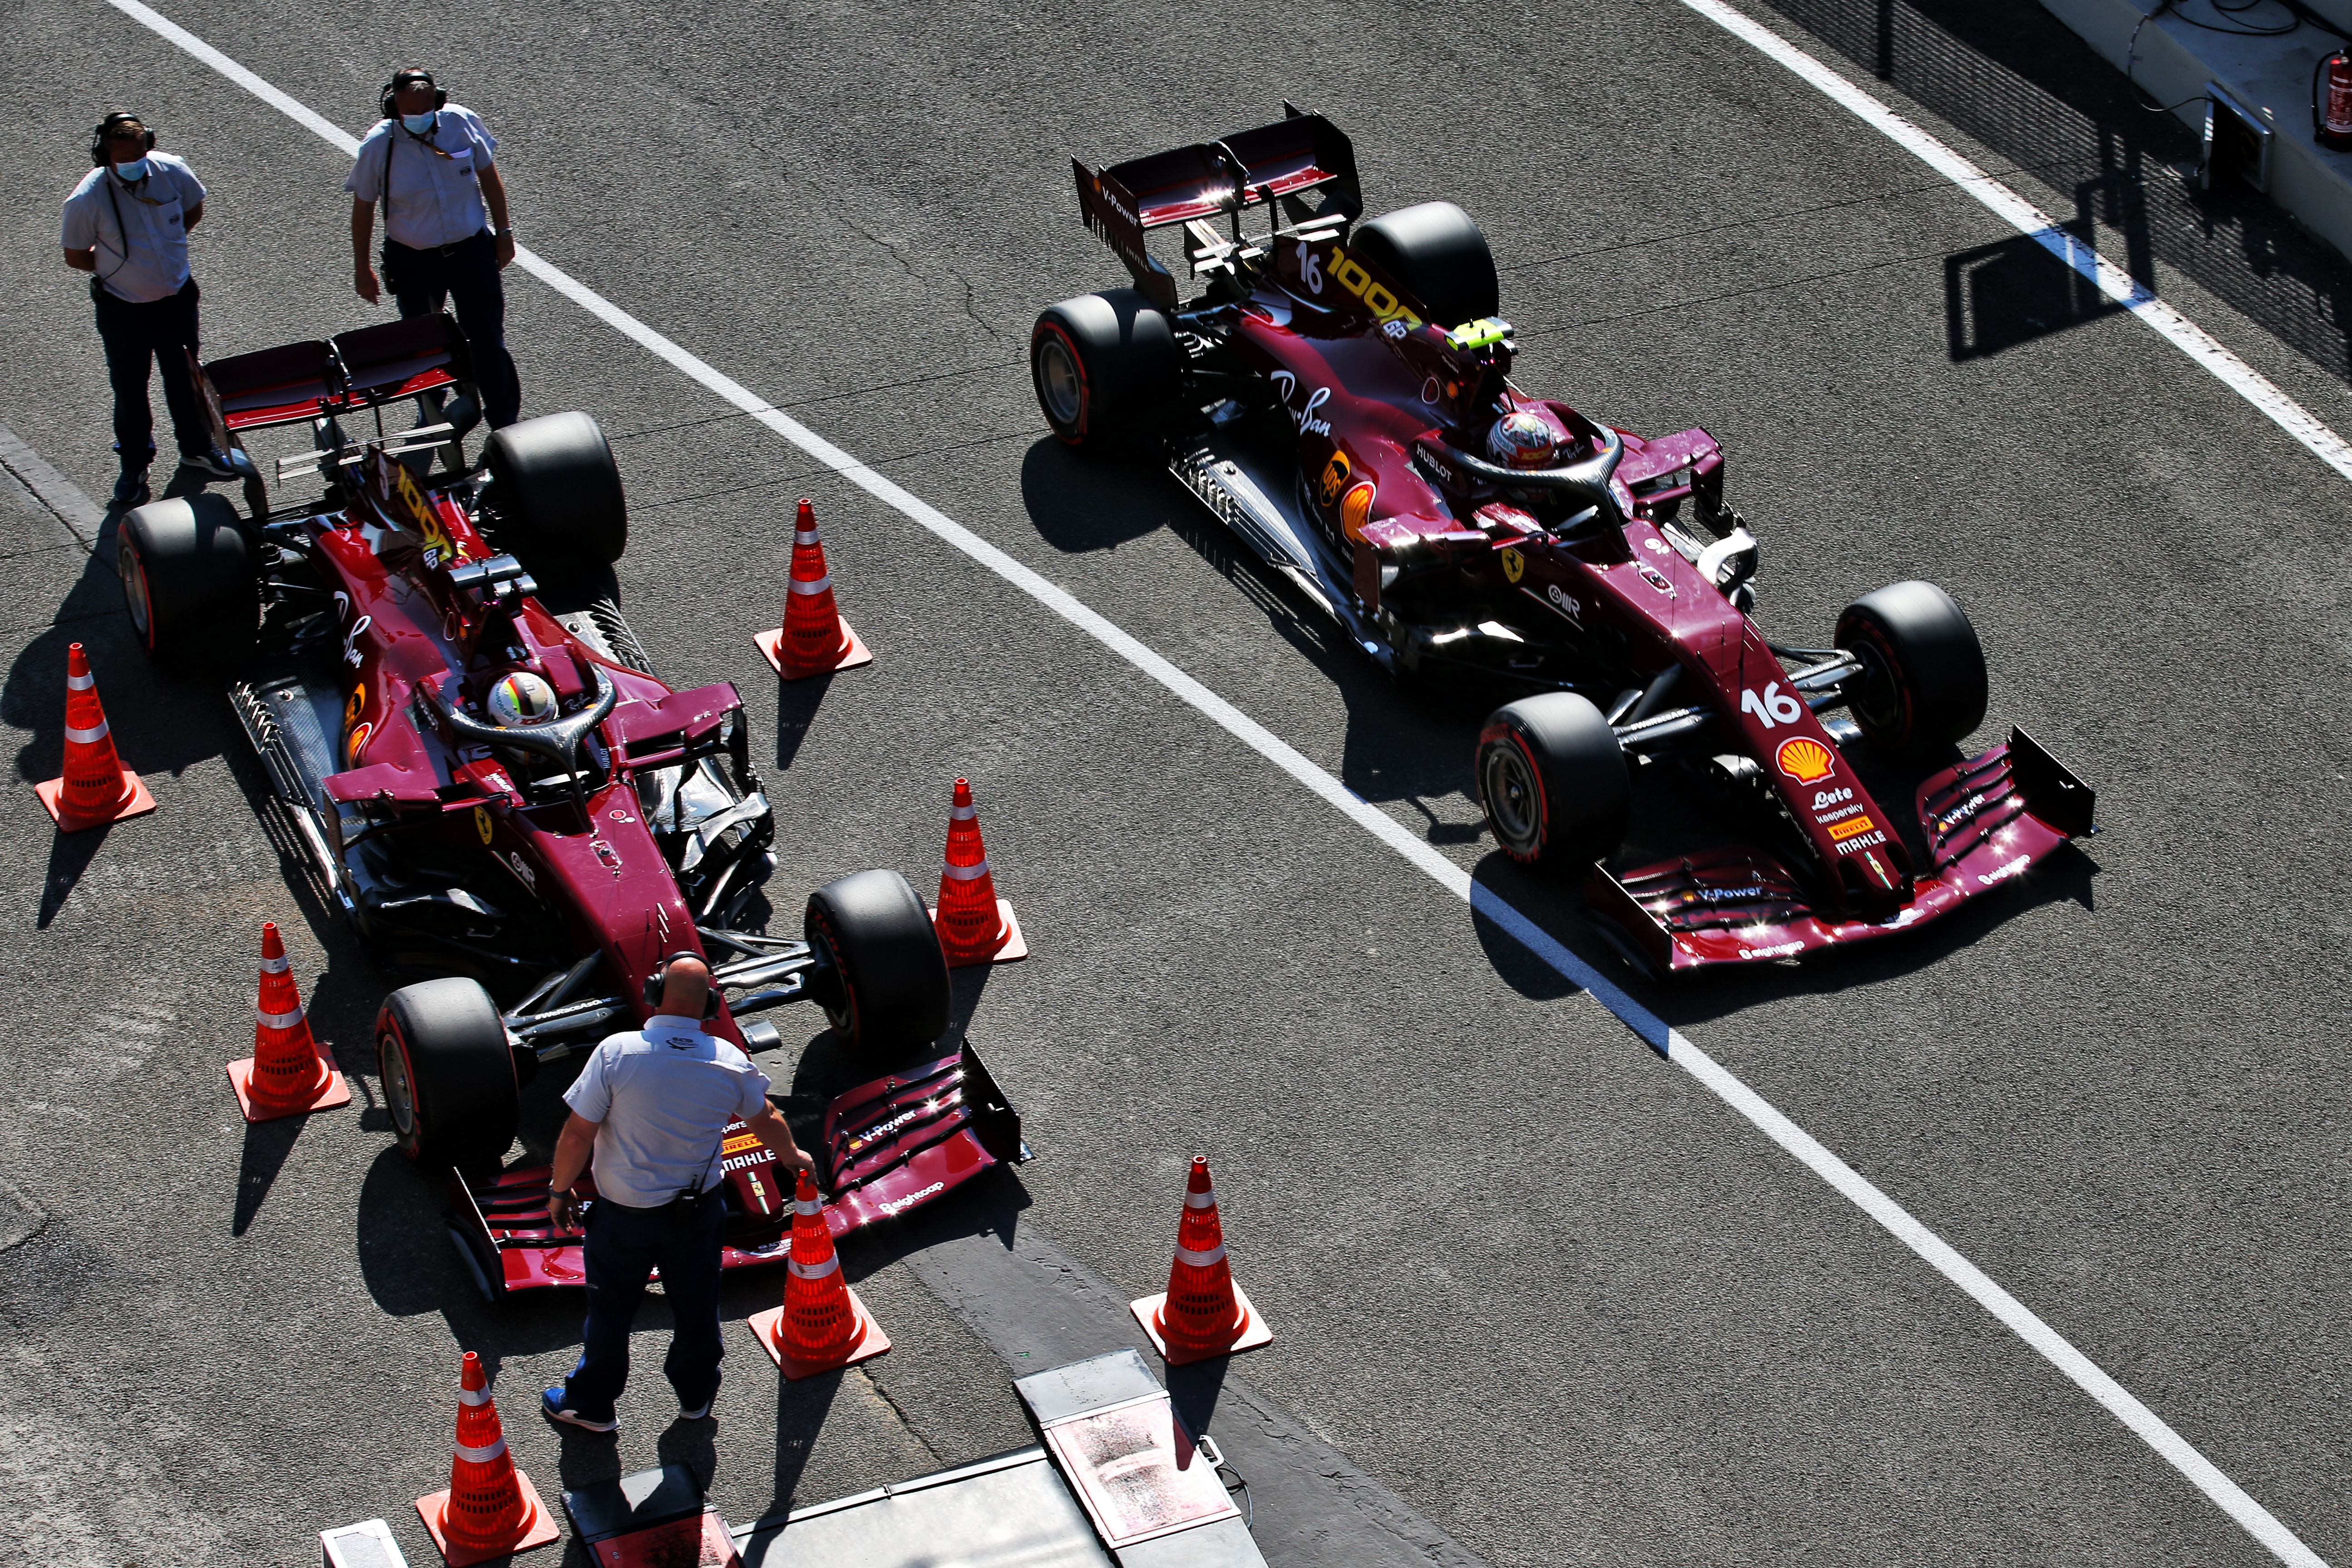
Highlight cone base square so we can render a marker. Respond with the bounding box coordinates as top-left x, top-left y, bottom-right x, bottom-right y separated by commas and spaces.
35, 768, 154, 832
416, 1467, 560, 1567
755, 622, 872, 680
1130, 1284, 1273, 1366
928, 900, 1028, 967
747, 1288, 891, 1380
226, 1055, 352, 1122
